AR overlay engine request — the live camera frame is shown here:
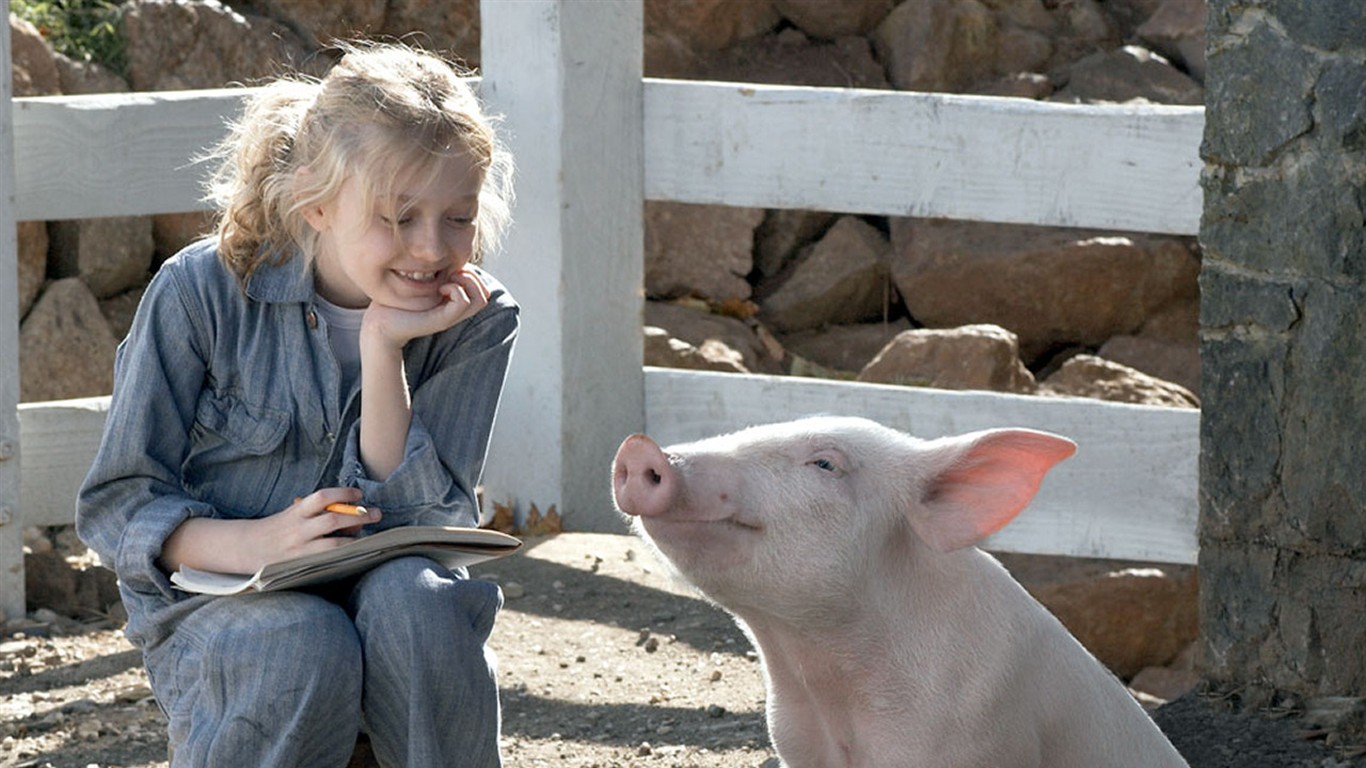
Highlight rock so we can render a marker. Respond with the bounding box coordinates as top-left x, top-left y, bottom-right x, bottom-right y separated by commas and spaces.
1139, 296, 1200, 343
122, 0, 318, 92
645, 0, 782, 52
645, 202, 762, 301
153, 211, 217, 261
17, 220, 48, 320
998, 553, 1200, 679
254, 0, 387, 49
1130, 642, 1201, 702
888, 218, 1200, 362
644, 327, 748, 374
872, 0, 1118, 94
758, 216, 892, 333
753, 210, 837, 281
1136, 0, 1206, 83
857, 324, 1037, 394
1041, 354, 1199, 408
48, 217, 155, 299
380, 0, 481, 66
98, 288, 145, 344
772, 0, 895, 39
53, 52, 128, 95
1052, 45, 1204, 105
22, 550, 121, 620
1097, 335, 1200, 397
18, 278, 119, 402
689, 29, 889, 90
9, 15, 61, 96
778, 319, 911, 374
873, 0, 998, 93
645, 301, 781, 374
